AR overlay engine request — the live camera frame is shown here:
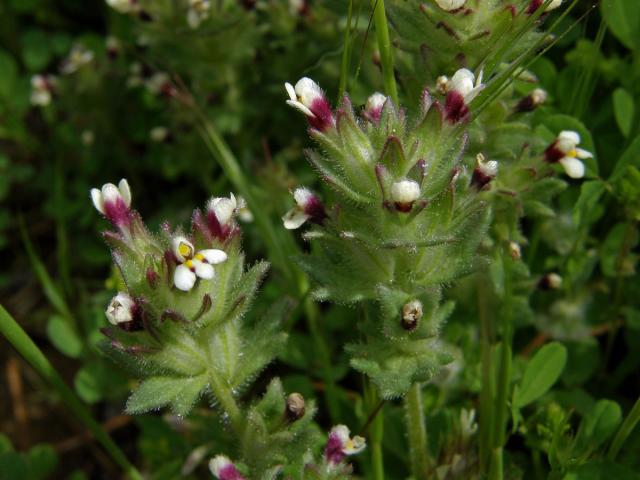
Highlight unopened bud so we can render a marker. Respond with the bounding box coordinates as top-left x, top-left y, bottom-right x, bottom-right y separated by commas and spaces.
390, 179, 421, 213
436, 75, 449, 94
516, 88, 547, 112
471, 153, 498, 190
401, 300, 423, 331
538, 273, 562, 290
285, 393, 306, 422
509, 241, 521, 260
